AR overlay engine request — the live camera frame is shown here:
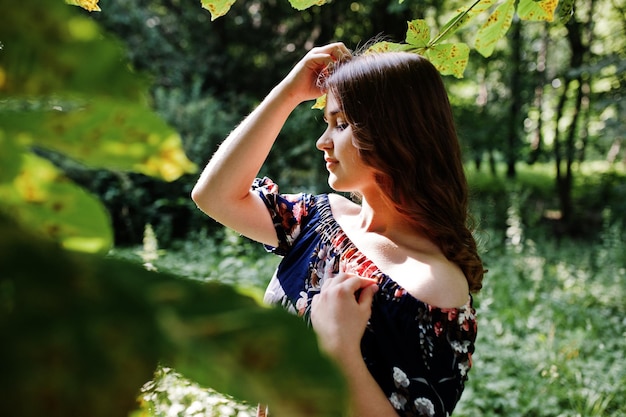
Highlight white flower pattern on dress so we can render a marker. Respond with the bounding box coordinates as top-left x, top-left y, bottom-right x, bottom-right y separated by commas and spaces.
389, 392, 407, 410
414, 397, 436, 416
393, 367, 410, 388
